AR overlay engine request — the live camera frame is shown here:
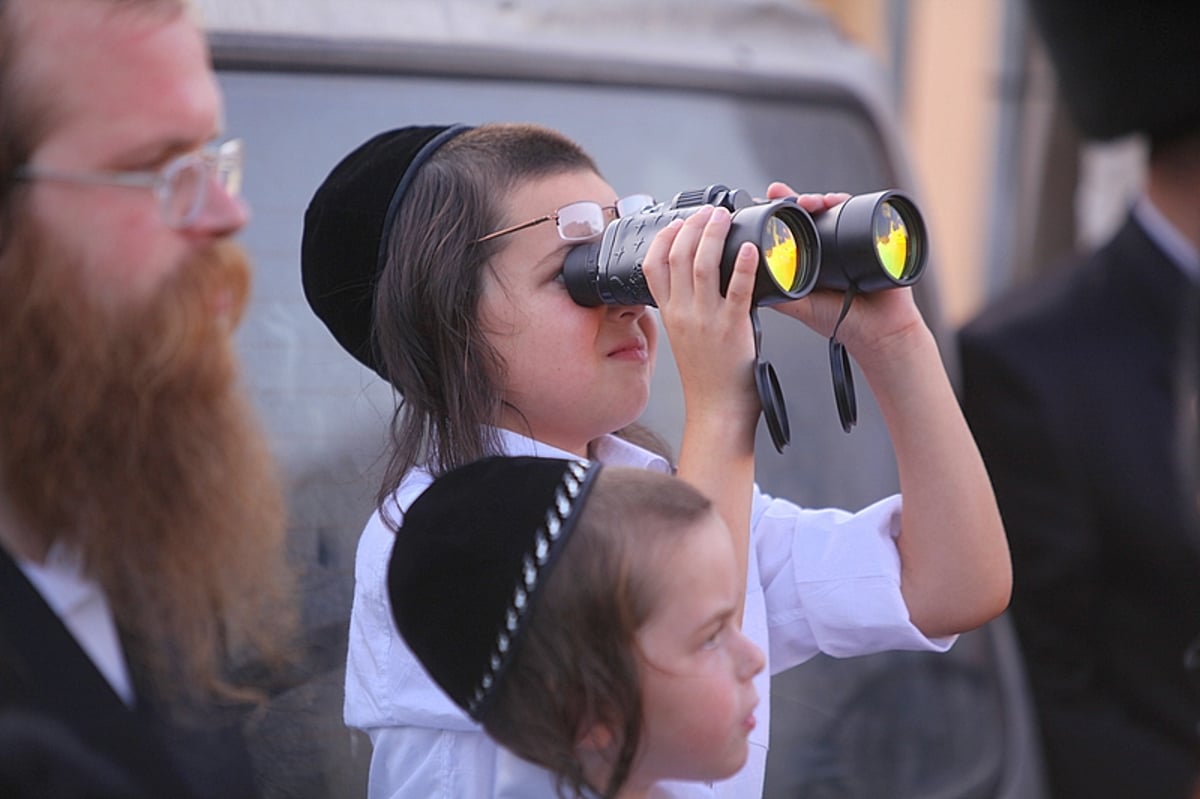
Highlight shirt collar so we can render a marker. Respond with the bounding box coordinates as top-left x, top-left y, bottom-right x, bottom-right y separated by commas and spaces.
15, 541, 97, 619
1134, 195, 1200, 282
493, 428, 671, 473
